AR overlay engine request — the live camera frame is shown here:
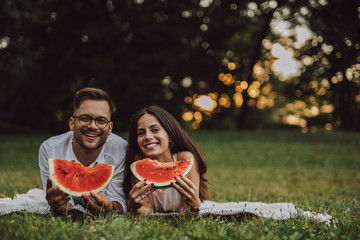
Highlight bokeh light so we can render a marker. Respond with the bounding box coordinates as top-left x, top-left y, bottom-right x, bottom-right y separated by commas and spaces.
271, 43, 300, 81
182, 111, 194, 122
194, 95, 217, 111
